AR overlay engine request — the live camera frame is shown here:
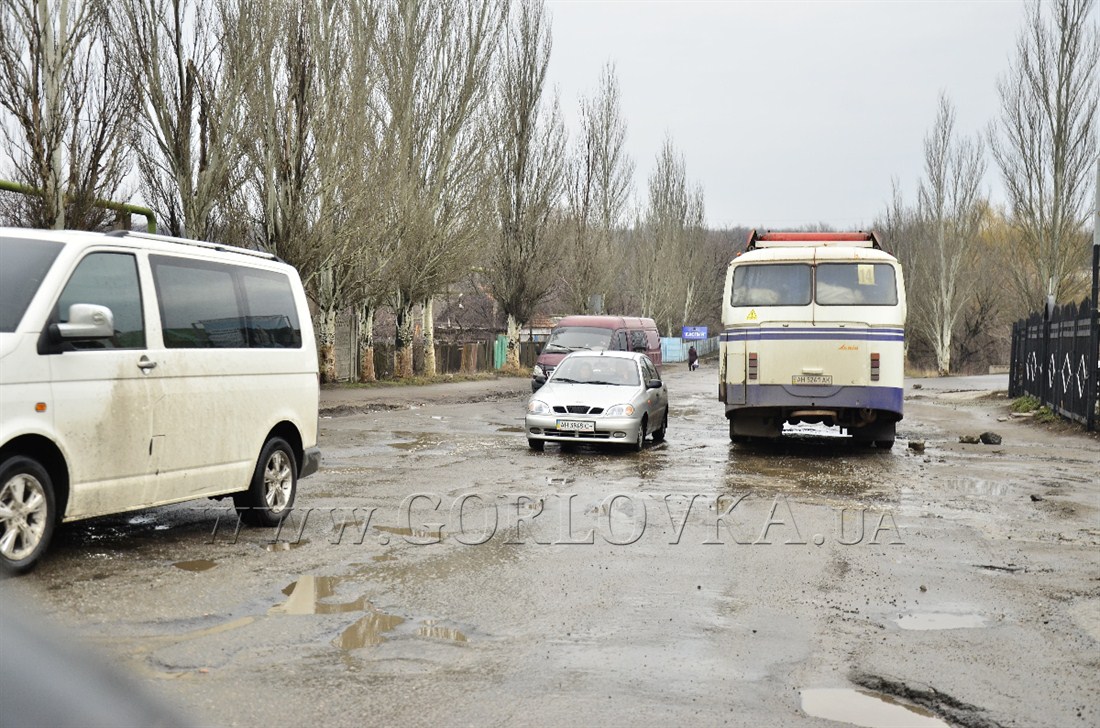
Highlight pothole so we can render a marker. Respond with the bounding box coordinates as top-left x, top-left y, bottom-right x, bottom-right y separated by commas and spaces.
173, 559, 217, 572
896, 612, 988, 630
800, 688, 949, 727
